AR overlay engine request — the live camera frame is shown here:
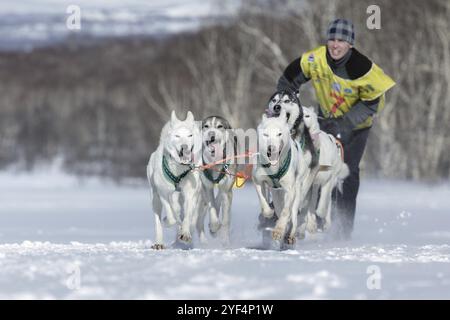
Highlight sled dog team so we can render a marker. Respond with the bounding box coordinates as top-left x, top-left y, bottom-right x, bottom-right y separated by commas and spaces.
147, 91, 349, 250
